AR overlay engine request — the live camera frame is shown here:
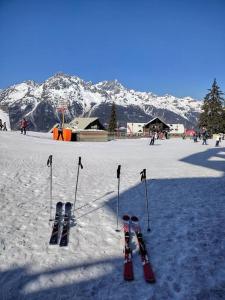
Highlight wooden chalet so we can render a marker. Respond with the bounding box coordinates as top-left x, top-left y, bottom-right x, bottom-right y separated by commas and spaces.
143, 117, 170, 135
52, 117, 108, 142
69, 117, 105, 131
